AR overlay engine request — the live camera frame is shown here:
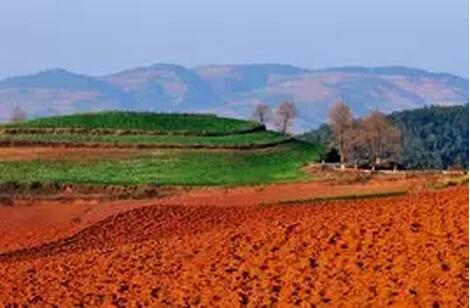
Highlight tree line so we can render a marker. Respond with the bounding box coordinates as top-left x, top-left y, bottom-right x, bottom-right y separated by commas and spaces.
251, 100, 403, 169
388, 104, 468, 169
301, 104, 469, 170
328, 102, 401, 169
